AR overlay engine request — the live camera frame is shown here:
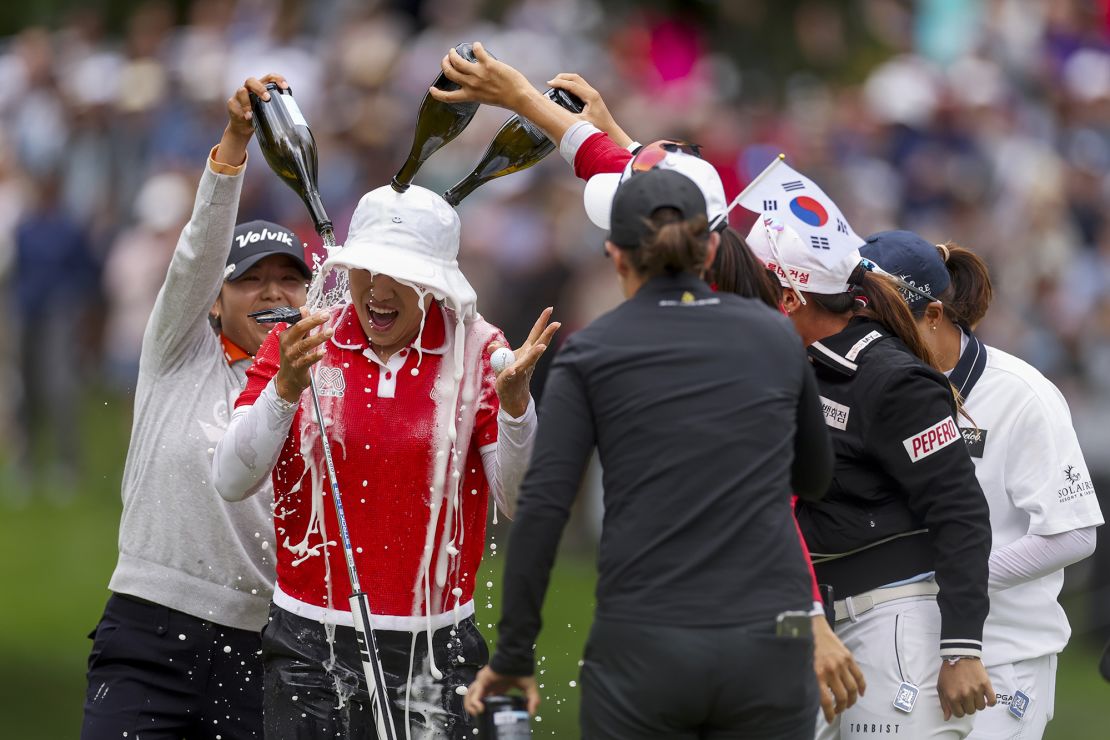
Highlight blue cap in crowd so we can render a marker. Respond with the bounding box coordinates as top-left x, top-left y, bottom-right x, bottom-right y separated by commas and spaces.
858, 230, 947, 309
